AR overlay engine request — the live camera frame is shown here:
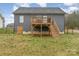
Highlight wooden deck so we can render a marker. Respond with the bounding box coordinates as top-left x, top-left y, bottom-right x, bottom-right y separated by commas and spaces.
31, 16, 51, 35
31, 16, 59, 37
